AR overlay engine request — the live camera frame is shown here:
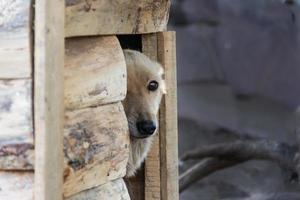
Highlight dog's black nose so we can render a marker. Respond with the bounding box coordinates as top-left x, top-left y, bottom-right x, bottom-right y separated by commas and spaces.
137, 120, 156, 136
